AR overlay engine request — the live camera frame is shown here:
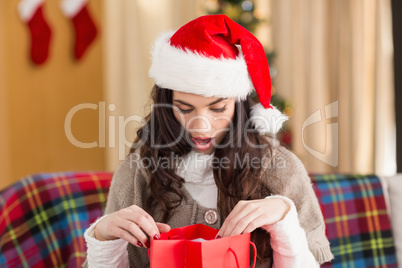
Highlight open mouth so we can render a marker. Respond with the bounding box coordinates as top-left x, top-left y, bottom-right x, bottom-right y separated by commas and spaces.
193, 137, 212, 144
191, 137, 215, 150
